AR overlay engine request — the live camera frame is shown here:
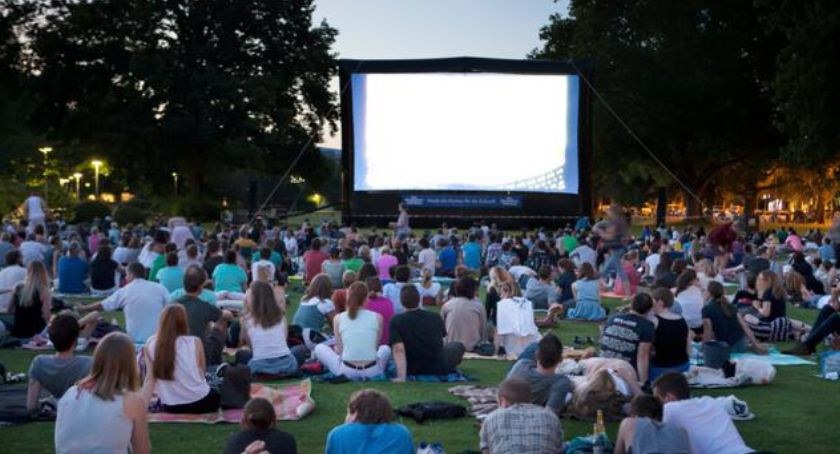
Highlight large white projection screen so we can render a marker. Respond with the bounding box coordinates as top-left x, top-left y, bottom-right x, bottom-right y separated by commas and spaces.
351, 72, 579, 193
